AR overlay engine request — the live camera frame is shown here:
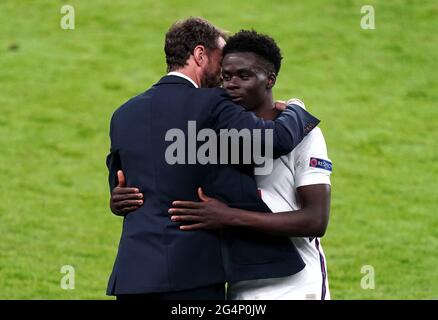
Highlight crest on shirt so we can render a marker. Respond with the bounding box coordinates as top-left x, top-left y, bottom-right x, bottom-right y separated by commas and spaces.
309, 157, 332, 172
